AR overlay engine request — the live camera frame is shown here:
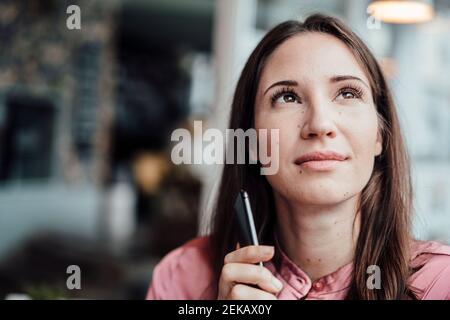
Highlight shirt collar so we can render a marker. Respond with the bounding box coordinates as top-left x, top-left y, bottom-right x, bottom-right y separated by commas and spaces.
269, 229, 354, 298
